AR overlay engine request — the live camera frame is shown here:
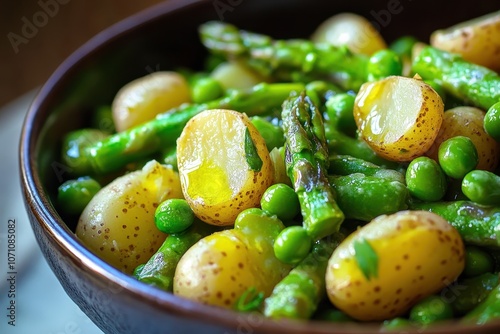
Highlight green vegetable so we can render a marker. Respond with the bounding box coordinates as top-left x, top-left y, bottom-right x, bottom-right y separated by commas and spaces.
325, 123, 400, 169
463, 281, 500, 324
438, 136, 478, 179
409, 200, 500, 247
484, 101, 500, 142
154, 199, 195, 234
91, 105, 115, 133
405, 156, 447, 202
463, 246, 495, 278
409, 295, 454, 325
260, 183, 300, 221
134, 218, 216, 291
199, 21, 369, 91
273, 226, 313, 265
264, 236, 342, 319
451, 272, 499, 315
314, 308, 352, 322
57, 176, 101, 216
80, 82, 305, 175
190, 76, 224, 103
412, 46, 500, 110
329, 173, 409, 222
389, 36, 418, 58
161, 146, 177, 171
328, 154, 405, 183
325, 93, 357, 137
366, 49, 403, 82
61, 128, 109, 176
281, 92, 345, 240
381, 317, 414, 331
353, 238, 378, 280
235, 287, 265, 312
462, 170, 500, 206
250, 116, 285, 151
244, 128, 264, 171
